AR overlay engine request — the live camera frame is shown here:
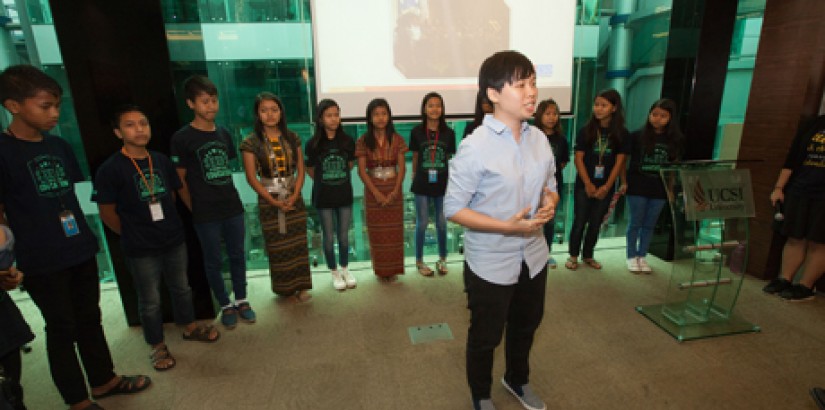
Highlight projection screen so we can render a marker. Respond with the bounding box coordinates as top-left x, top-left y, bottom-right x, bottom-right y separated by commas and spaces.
311, 0, 576, 119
